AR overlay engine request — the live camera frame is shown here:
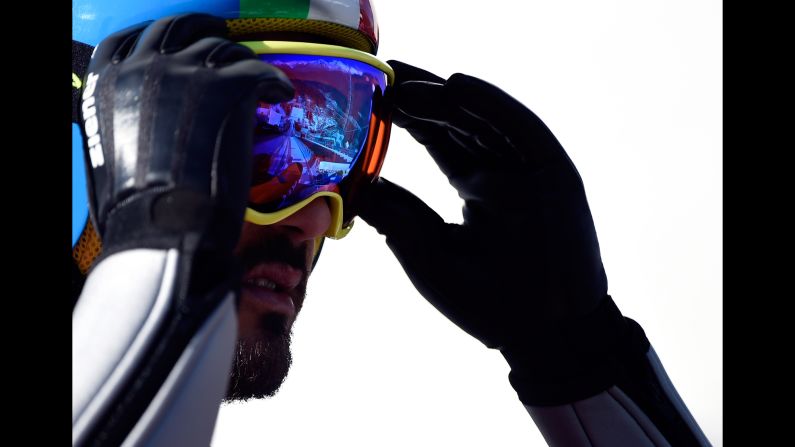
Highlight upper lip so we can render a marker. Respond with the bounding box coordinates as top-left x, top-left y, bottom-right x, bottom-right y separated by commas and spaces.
242, 262, 304, 292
